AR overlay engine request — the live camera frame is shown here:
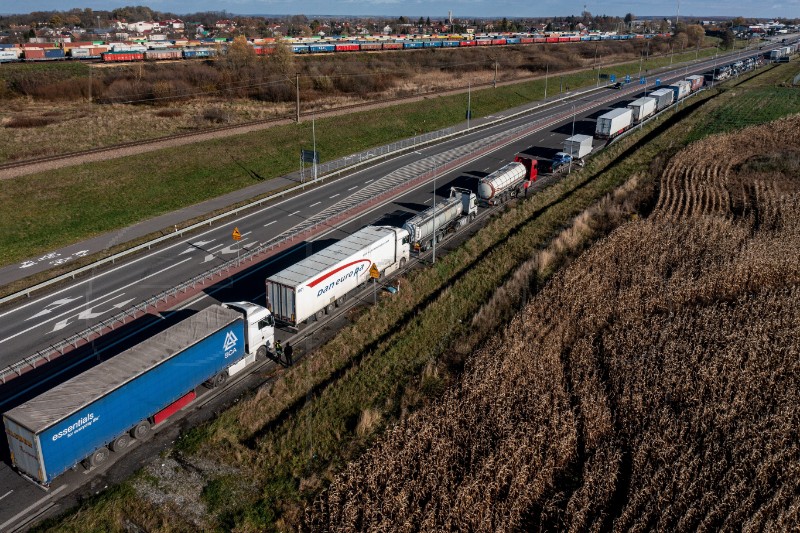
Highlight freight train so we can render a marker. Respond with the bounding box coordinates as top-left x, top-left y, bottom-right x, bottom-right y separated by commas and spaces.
0, 31, 672, 63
